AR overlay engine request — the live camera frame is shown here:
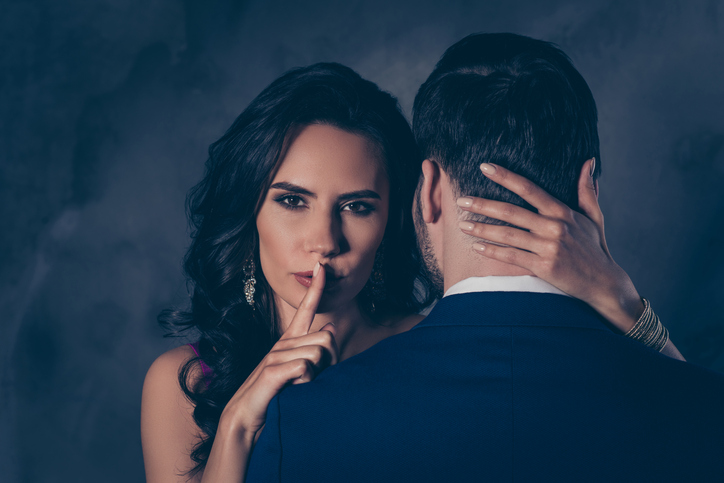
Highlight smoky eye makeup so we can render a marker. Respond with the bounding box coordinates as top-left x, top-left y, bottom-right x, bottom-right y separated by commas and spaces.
341, 200, 376, 215
269, 182, 381, 215
274, 193, 307, 210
